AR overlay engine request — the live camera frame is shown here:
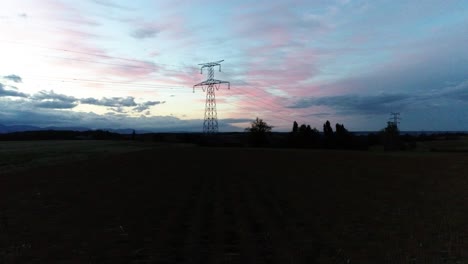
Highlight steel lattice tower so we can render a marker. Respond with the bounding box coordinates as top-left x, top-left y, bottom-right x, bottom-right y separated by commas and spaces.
389, 112, 401, 127
193, 60, 230, 133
